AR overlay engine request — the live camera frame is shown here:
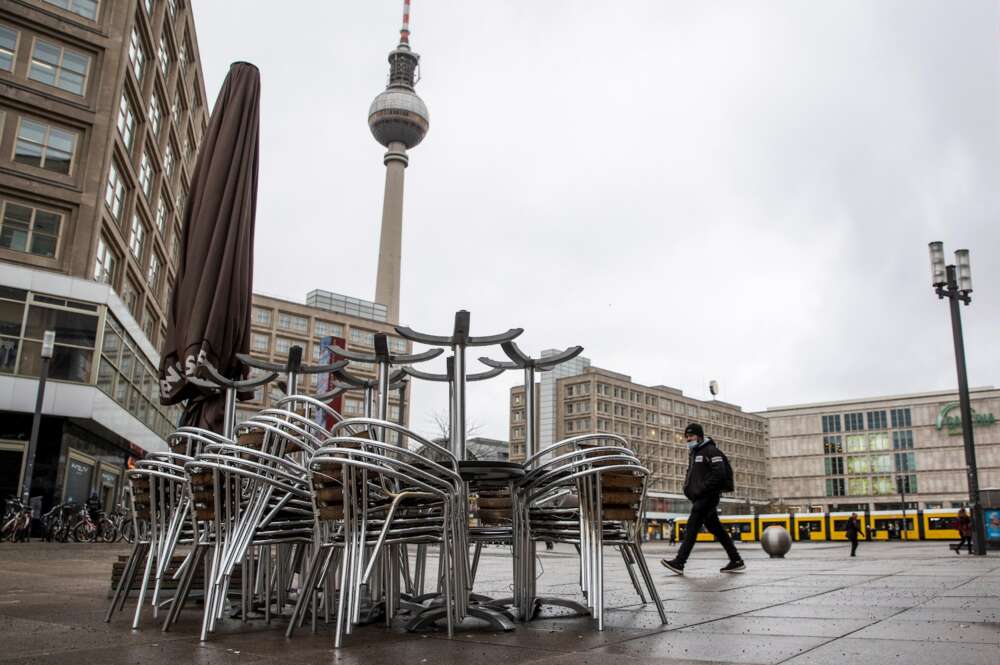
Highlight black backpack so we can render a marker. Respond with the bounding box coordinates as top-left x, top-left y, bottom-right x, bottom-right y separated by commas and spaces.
719, 449, 735, 493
